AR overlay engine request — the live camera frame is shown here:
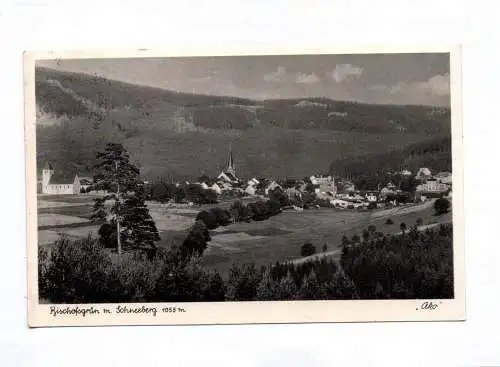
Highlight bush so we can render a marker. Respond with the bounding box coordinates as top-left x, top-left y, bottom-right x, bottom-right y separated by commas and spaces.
300, 242, 316, 257
39, 235, 226, 304
367, 202, 377, 210
247, 201, 272, 221
230, 200, 250, 222
98, 222, 117, 248
209, 207, 231, 227
386, 218, 394, 225
40, 235, 112, 303
434, 197, 450, 215
182, 220, 211, 258
196, 210, 218, 229
266, 199, 282, 215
